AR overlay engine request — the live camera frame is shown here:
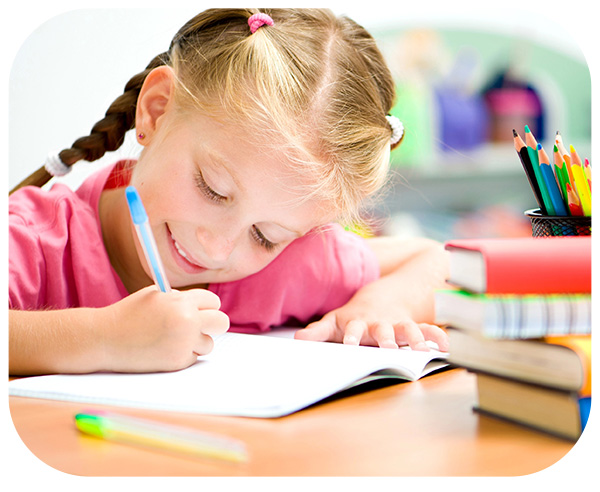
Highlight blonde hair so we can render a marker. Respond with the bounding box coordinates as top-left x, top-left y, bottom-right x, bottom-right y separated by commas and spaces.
11, 8, 400, 223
